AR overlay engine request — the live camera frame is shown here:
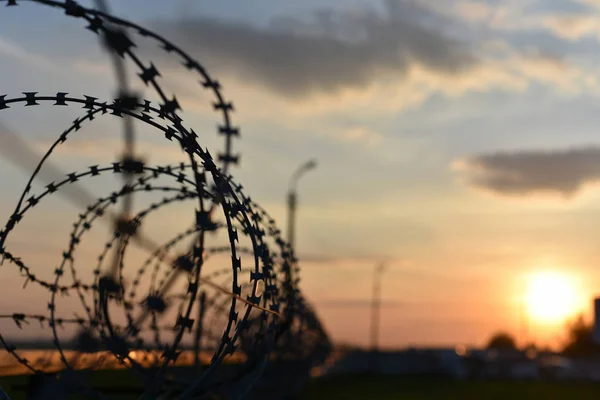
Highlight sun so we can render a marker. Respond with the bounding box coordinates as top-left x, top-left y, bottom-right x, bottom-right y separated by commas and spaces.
524, 271, 580, 324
